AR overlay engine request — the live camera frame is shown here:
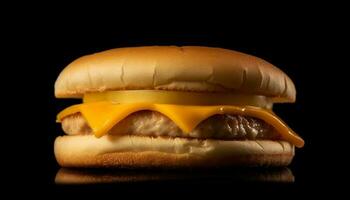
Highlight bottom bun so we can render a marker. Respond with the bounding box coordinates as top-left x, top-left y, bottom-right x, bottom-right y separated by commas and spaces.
54, 135, 294, 168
